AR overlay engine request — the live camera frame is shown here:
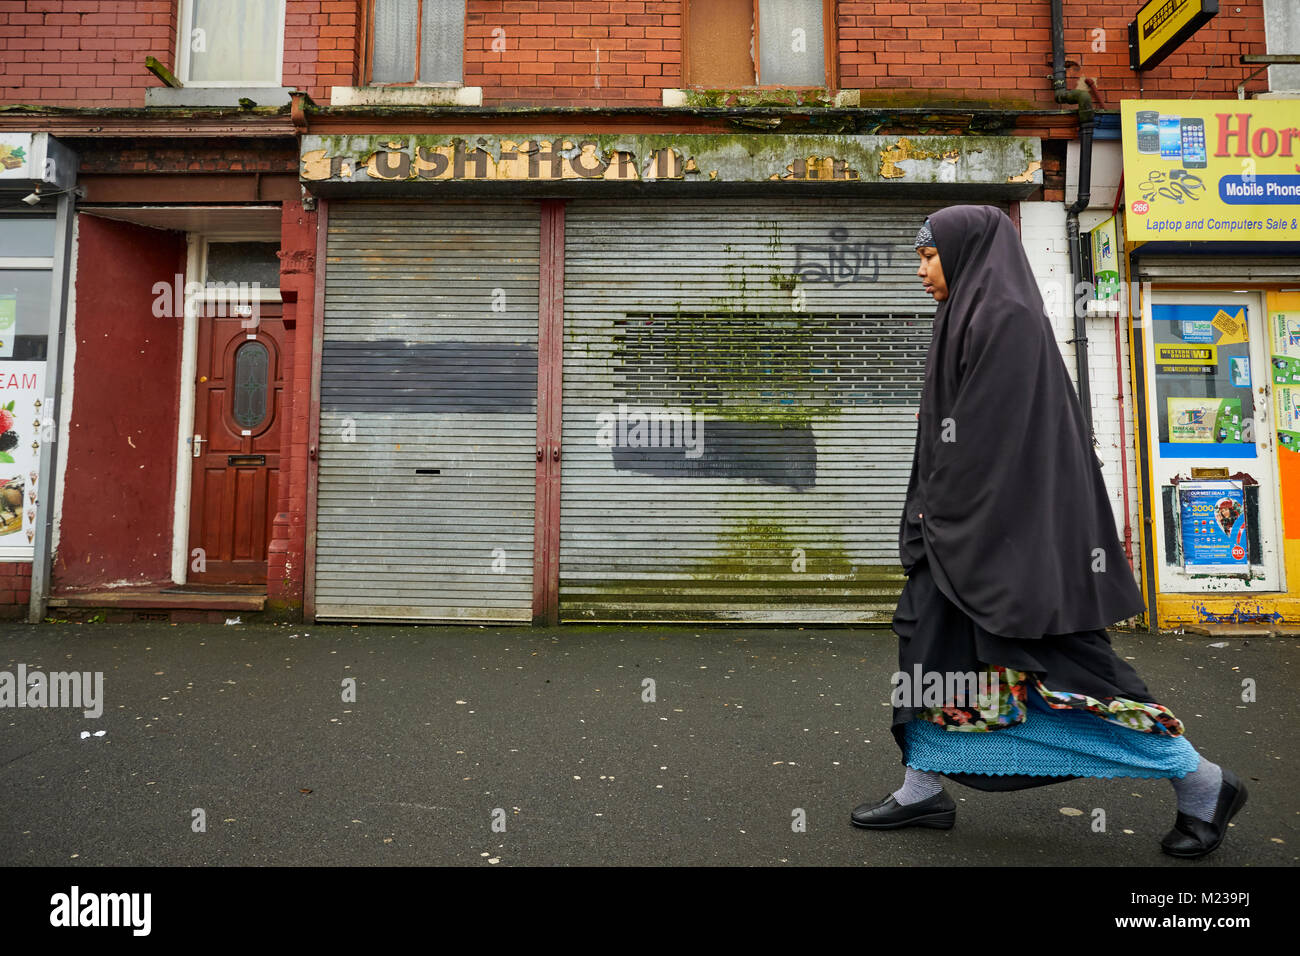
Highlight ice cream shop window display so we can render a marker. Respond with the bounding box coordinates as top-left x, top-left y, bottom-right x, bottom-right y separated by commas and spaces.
0, 216, 52, 559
